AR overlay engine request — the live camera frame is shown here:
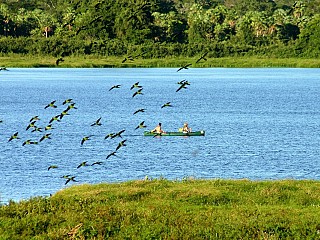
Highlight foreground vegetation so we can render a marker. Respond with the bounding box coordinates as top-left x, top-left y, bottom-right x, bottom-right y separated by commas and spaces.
1, 179, 320, 239
2, 55, 320, 68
